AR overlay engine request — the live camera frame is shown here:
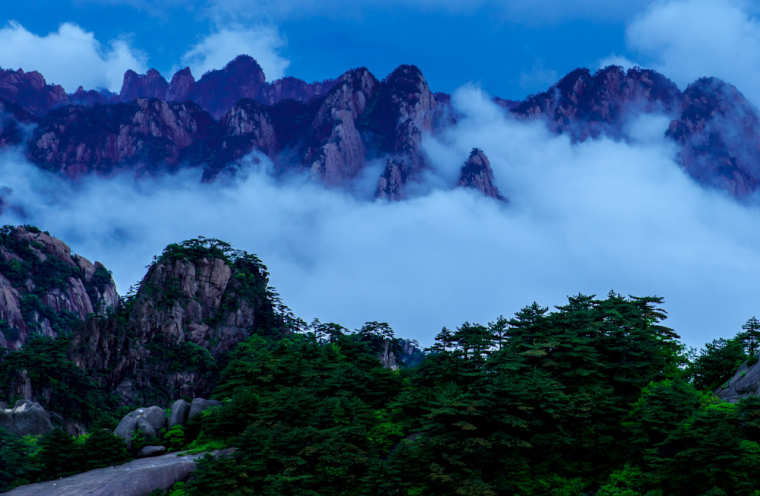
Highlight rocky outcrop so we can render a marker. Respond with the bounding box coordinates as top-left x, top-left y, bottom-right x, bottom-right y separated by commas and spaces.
120, 69, 169, 102
304, 68, 379, 184
0, 400, 53, 436
457, 149, 506, 201
70, 239, 281, 404
28, 99, 219, 177
717, 360, 760, 402
3, 451, 223, 496
0, 68, 67, 117
369, 65, 437, 199
511, 65, 682, 141
0, 226, 119, 349
666, 77, 760, 197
